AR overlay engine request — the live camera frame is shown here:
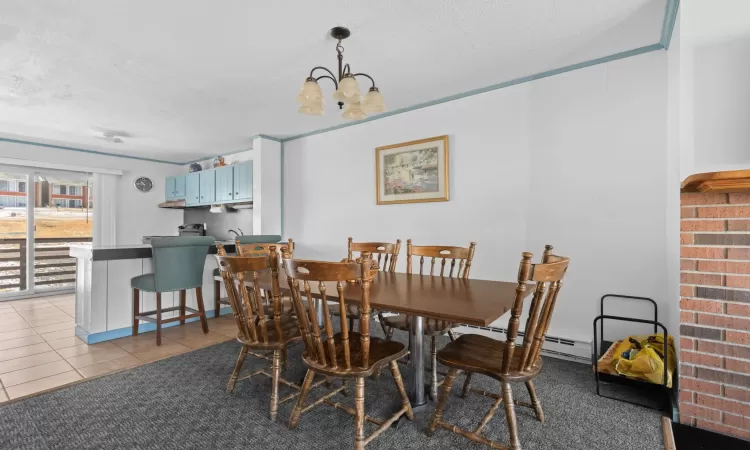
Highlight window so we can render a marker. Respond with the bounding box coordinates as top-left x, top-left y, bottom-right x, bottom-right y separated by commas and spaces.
18, 181, 25, 193
69, 186, 81, 196
0, 180, 7, 191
